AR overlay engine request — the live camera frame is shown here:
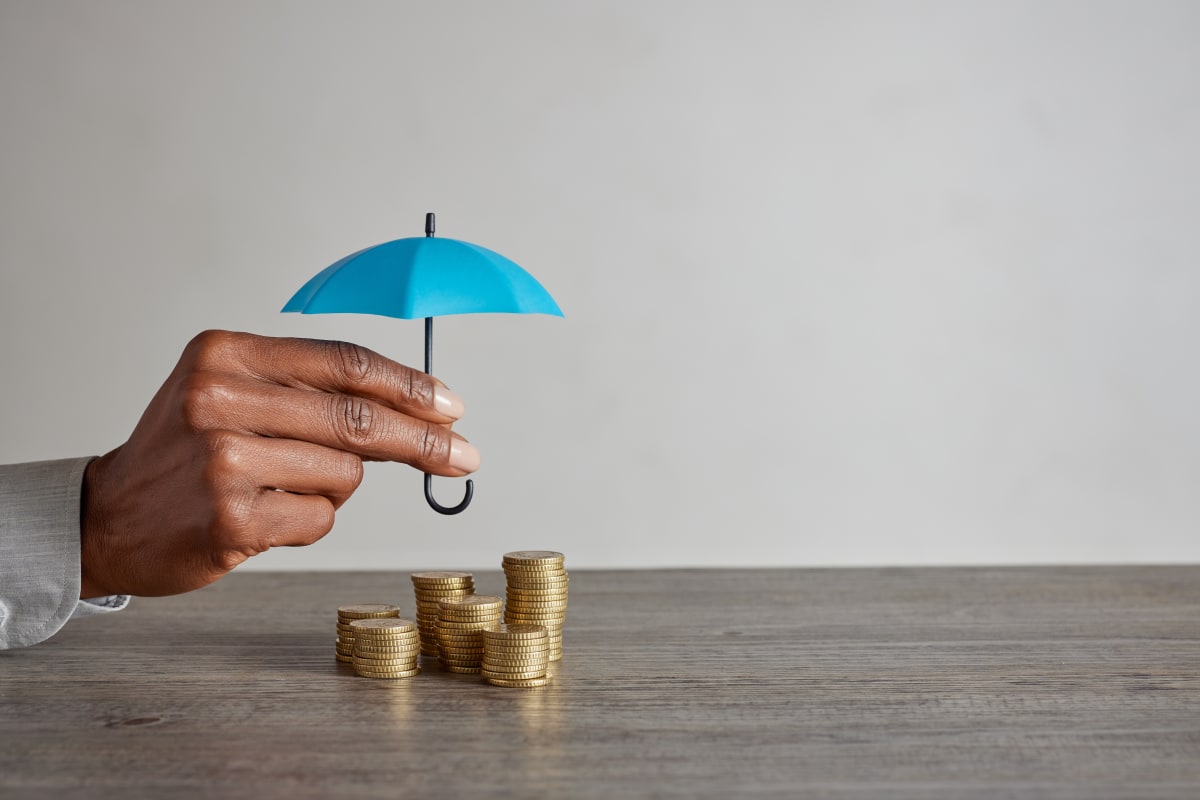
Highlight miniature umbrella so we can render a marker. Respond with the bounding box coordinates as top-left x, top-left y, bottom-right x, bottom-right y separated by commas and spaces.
282, 213, 562, 515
